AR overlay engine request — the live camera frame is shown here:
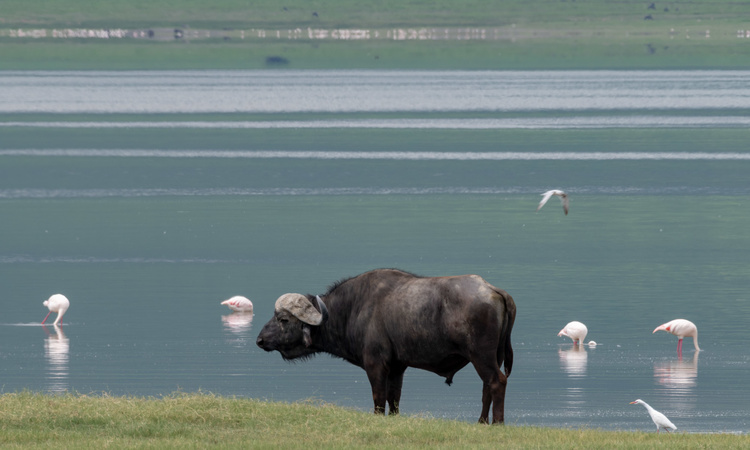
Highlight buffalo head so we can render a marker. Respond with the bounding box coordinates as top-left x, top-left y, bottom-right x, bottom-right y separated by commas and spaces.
256, 294, 328, 360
